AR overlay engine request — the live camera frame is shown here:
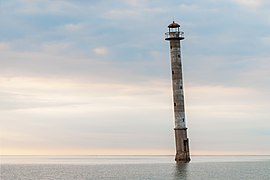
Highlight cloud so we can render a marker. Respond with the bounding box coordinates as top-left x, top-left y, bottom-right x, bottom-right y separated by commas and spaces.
261, 35, 270, 45
186, 85, 270, 155
234, 0, 263, 9
0, 72, 174, 155
104, 9, 139, 19
0, 42, 10, 51
64, 23, 83, 31
125, 0, 144, 7
92, 47, 108, 56
15, 0, 82, 14
41, 42, 71, 53
103, 0, 166, 20
0, 73, 170, 110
